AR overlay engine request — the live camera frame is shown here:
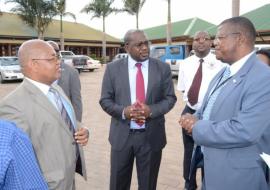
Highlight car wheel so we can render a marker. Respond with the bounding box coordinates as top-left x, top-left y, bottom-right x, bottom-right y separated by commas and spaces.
89, 69, 94, 72
0, 74, 3, 84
